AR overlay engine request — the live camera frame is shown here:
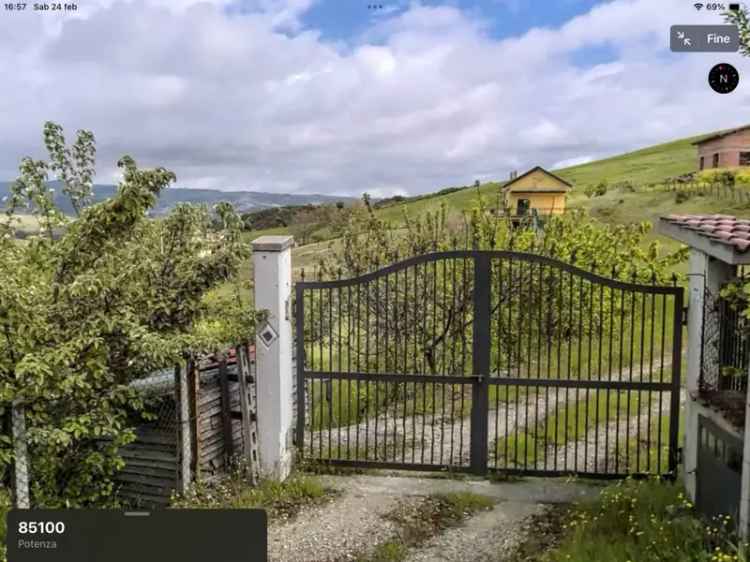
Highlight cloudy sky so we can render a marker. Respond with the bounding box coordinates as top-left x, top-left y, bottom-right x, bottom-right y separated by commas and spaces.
1, 0, 749, 197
